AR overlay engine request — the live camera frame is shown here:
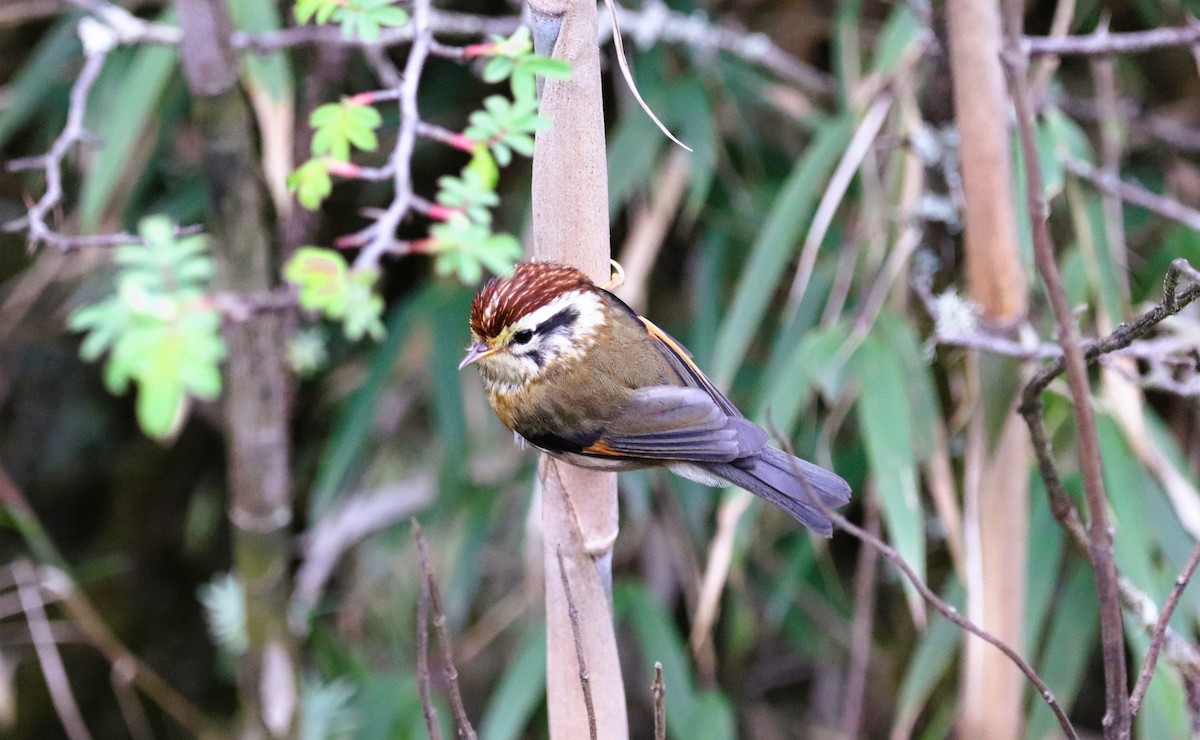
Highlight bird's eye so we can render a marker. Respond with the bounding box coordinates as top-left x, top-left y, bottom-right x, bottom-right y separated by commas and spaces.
512, 329, 534, 345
